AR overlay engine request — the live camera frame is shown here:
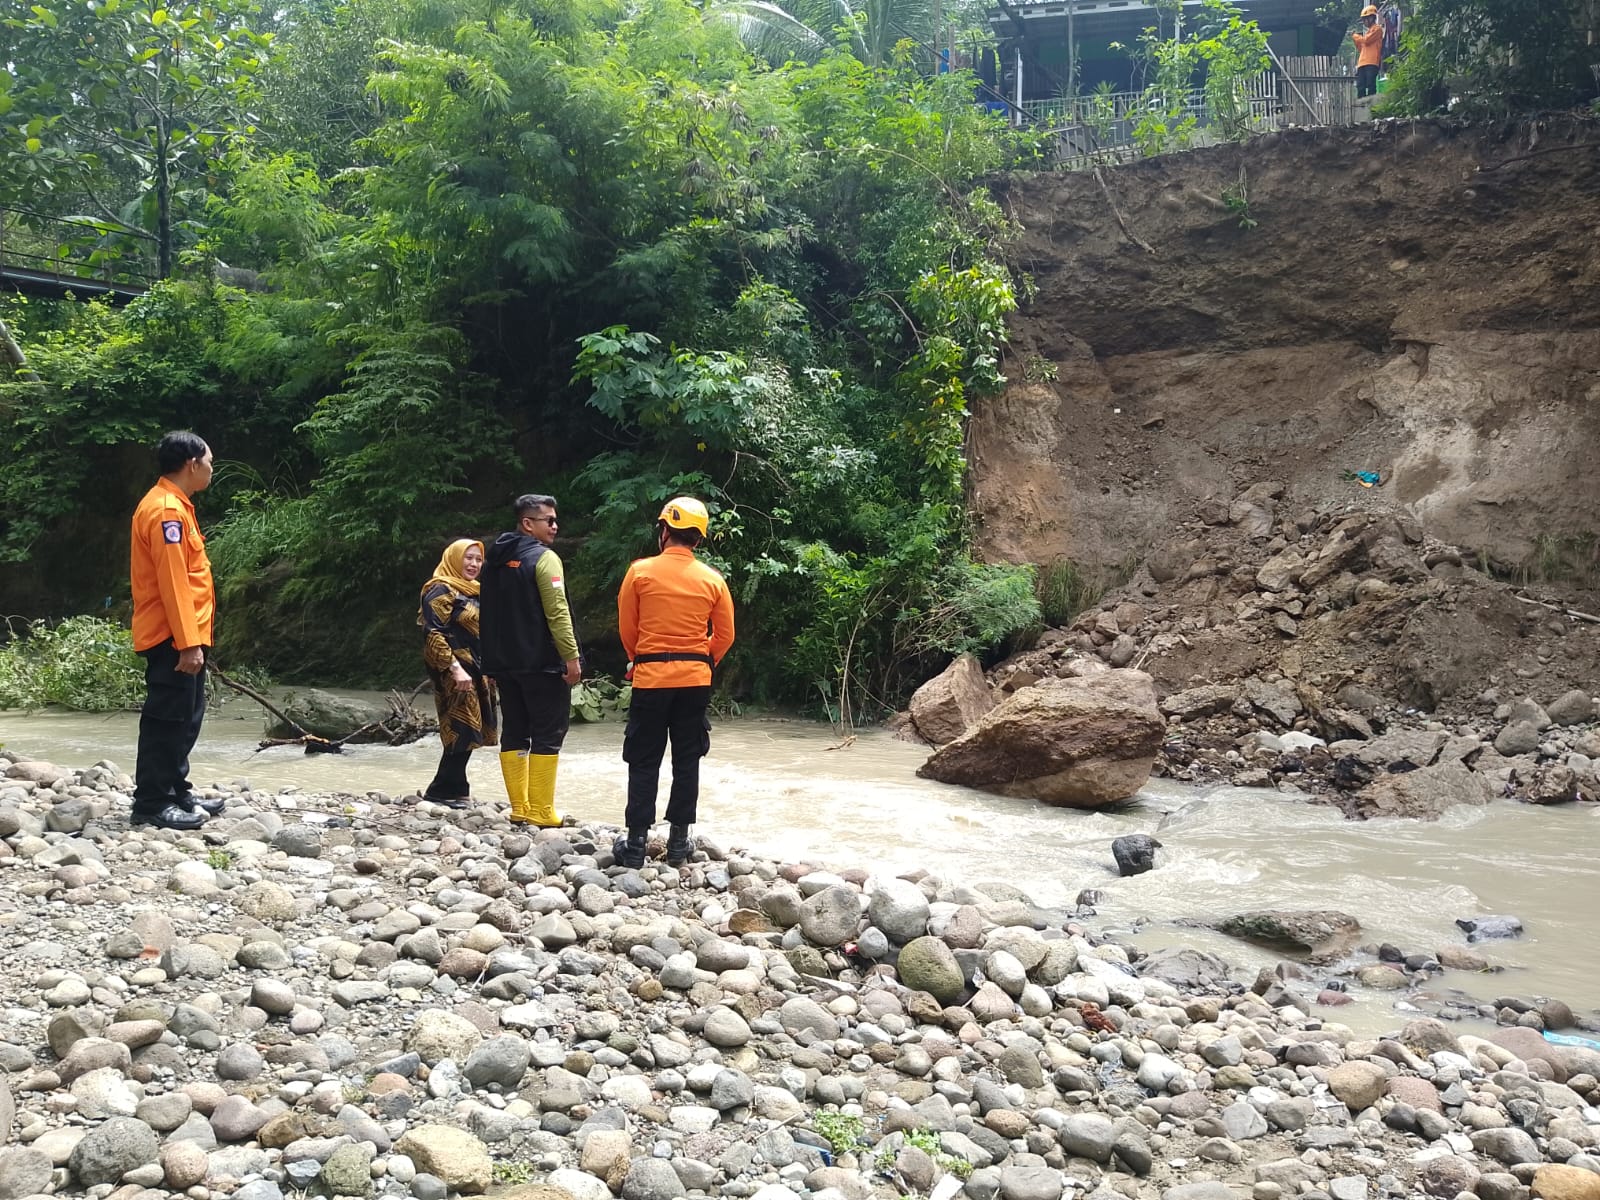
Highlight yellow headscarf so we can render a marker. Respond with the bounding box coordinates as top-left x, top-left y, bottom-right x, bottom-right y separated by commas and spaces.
417, 538, 483, 625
